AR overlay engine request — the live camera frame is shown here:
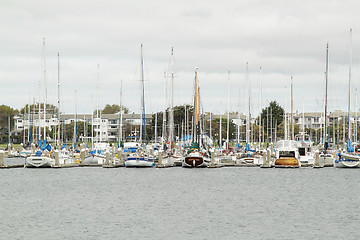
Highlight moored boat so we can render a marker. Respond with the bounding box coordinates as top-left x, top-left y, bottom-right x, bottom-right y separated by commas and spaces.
125, 152, 155, 167
183, 150, 209, 168
274, 140, 300, 168
25, 151, 54, 168
334, 152, 360, 168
